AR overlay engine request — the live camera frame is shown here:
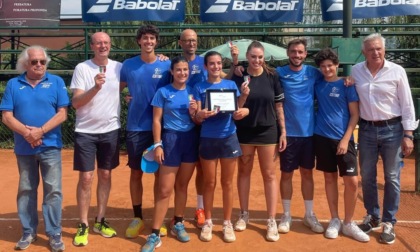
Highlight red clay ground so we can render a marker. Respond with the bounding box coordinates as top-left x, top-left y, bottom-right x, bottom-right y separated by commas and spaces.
0, 149, 419, 252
